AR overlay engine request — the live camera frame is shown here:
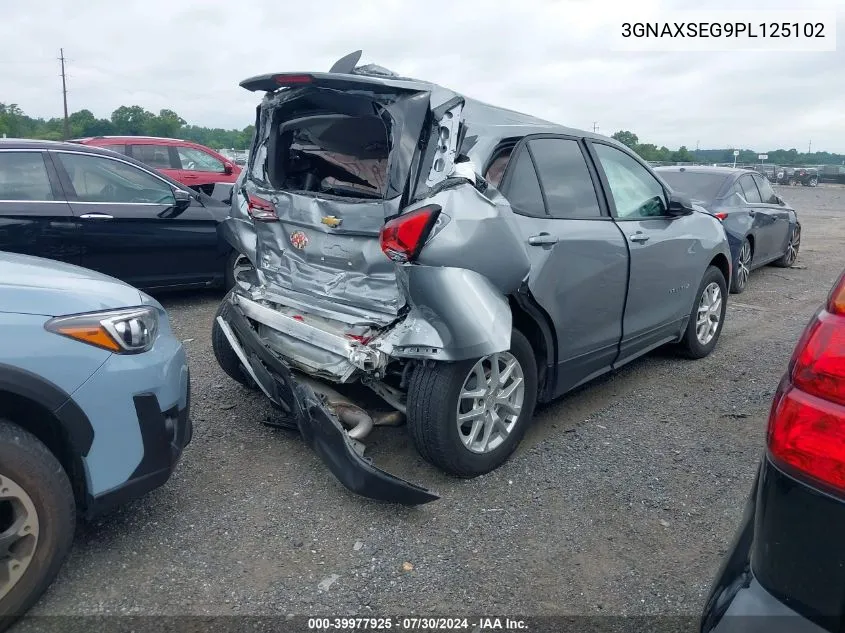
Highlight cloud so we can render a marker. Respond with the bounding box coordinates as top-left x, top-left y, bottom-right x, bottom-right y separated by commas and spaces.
0, 0, 842, 151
